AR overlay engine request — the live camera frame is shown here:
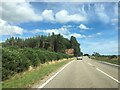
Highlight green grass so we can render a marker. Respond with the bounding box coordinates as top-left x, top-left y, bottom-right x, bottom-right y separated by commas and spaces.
90, 56, 119, 65
2, 59, 72, 88
0, 82, 2, 90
